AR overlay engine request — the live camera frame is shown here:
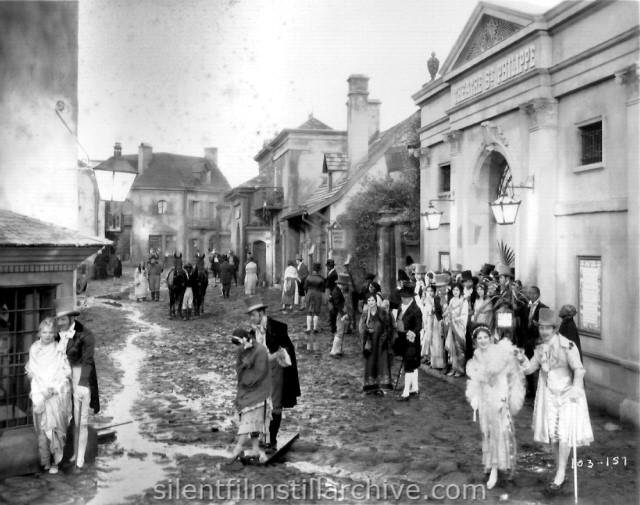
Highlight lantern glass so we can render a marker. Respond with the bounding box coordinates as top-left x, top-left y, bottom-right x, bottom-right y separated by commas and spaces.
422, 206, 444, 230
94, 167, 137, 202
490, 194, 521, 225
